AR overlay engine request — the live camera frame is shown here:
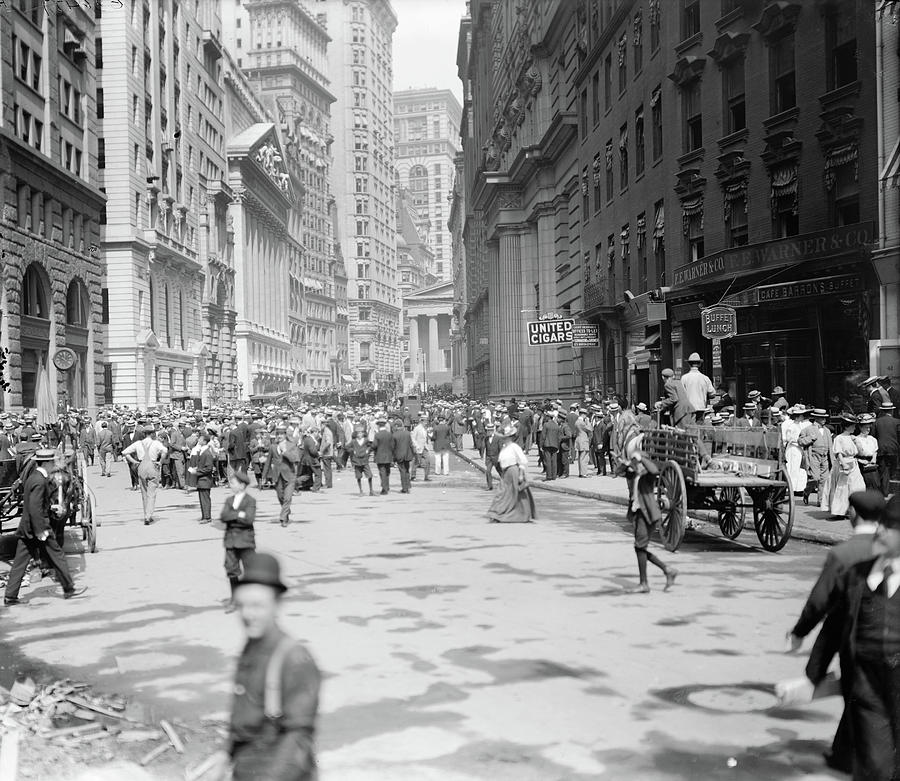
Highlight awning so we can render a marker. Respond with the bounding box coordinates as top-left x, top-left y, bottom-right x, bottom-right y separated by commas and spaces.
881, 136, 900, 189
